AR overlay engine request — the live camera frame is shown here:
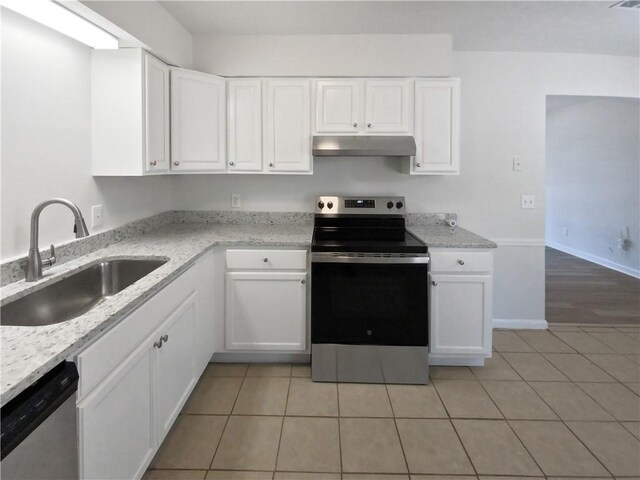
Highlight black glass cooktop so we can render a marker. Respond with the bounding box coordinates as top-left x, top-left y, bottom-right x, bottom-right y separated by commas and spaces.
312, 215, 427, 254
